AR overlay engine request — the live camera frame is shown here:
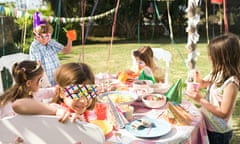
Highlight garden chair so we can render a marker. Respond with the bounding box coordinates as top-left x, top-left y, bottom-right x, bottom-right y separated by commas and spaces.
131, 48, 172, 84
0, 115, 105, 144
